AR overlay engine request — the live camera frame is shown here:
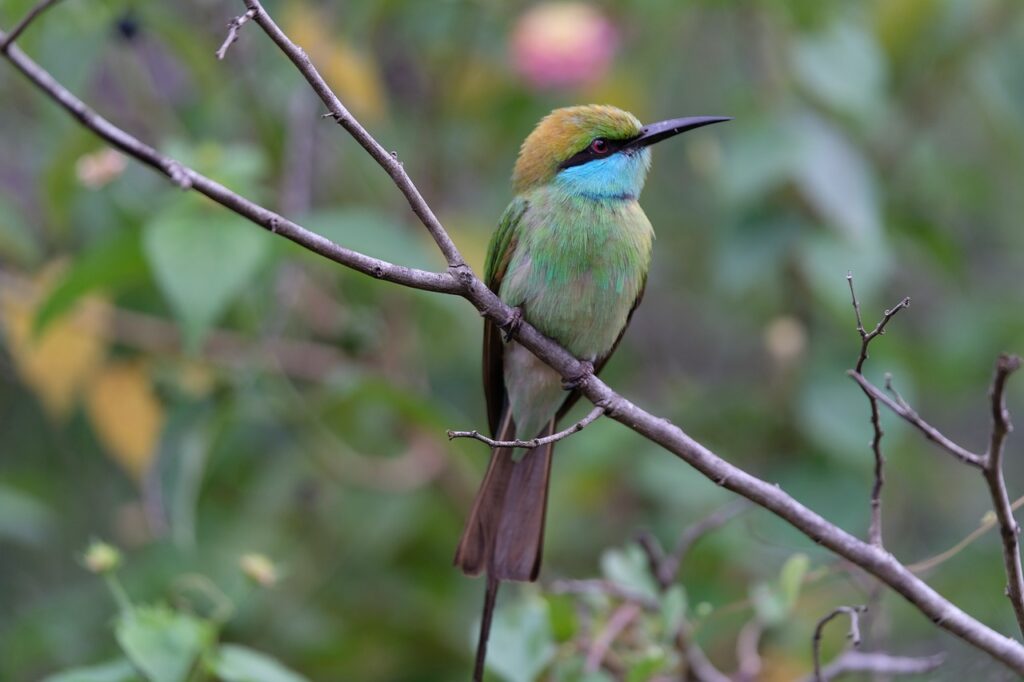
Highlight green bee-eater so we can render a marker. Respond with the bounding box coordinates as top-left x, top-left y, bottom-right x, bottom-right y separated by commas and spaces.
455, 104, 728, 679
